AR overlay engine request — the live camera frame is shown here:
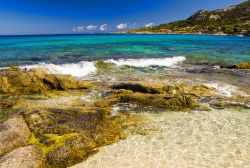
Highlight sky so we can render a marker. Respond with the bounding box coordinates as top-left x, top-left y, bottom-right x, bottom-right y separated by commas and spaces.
0, 0, 247, 35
